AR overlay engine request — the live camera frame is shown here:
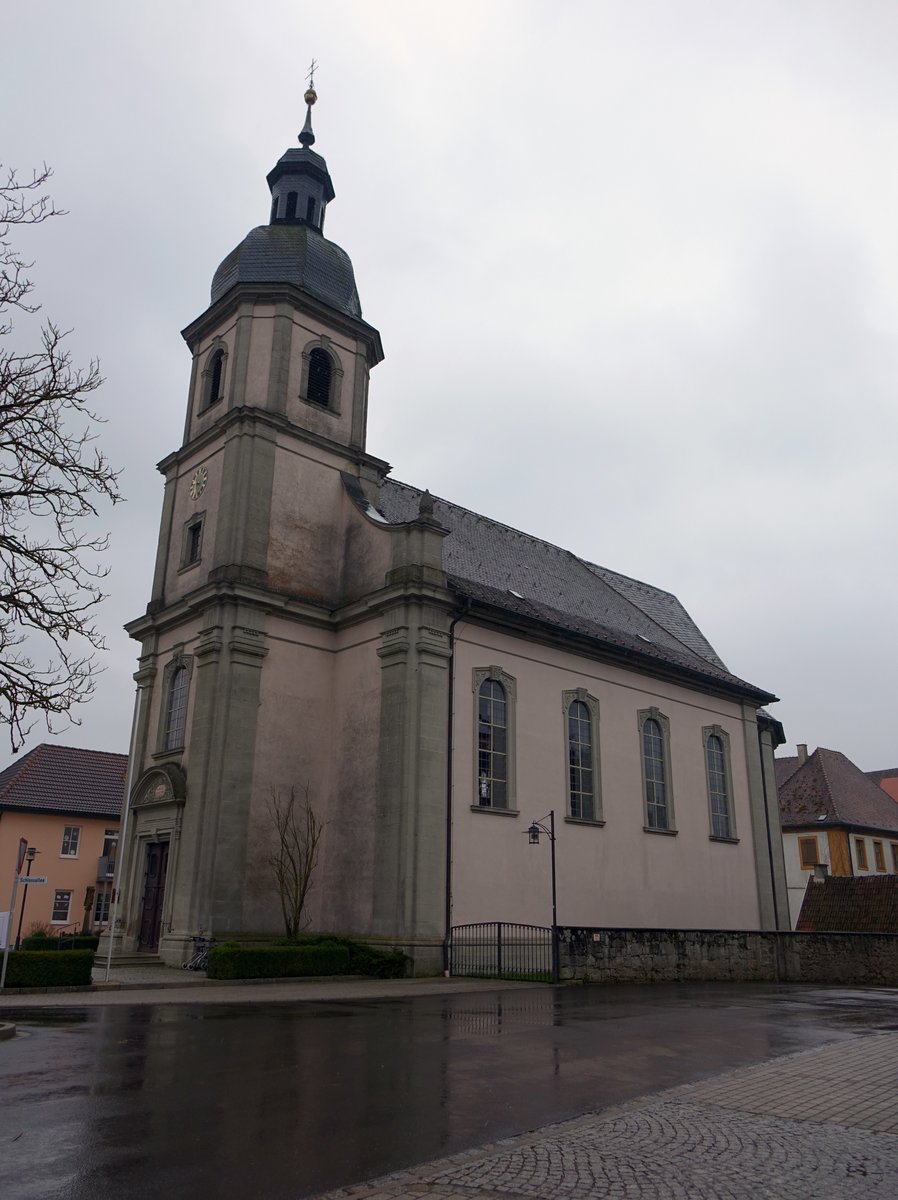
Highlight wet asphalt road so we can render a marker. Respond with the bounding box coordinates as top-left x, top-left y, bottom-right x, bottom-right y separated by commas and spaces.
2, 983, 897, 1200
